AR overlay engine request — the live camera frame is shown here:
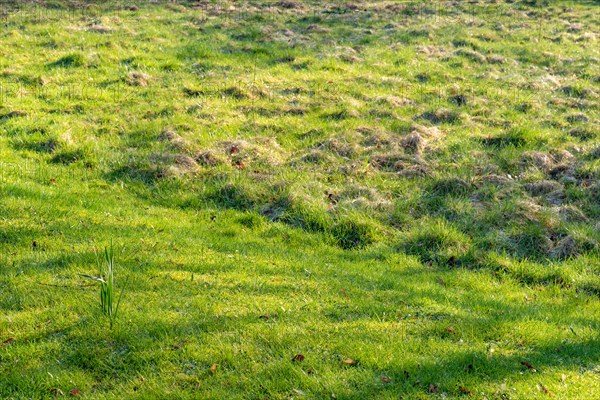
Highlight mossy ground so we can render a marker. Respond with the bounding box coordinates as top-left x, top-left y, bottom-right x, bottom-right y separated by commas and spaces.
1, 1, 599, 399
